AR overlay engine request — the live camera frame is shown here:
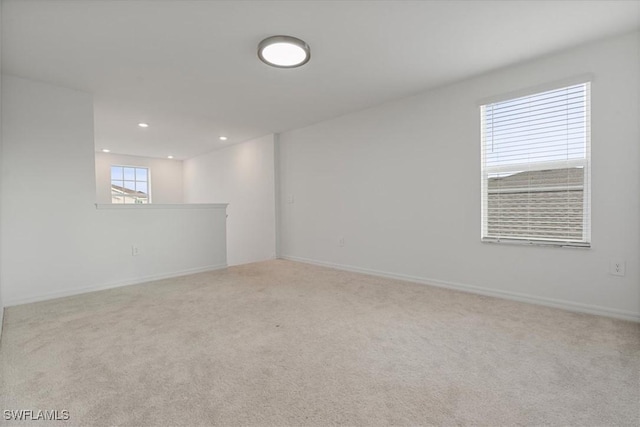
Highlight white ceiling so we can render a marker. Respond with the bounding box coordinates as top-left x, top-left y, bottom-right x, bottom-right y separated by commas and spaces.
3, 0, 639, 160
